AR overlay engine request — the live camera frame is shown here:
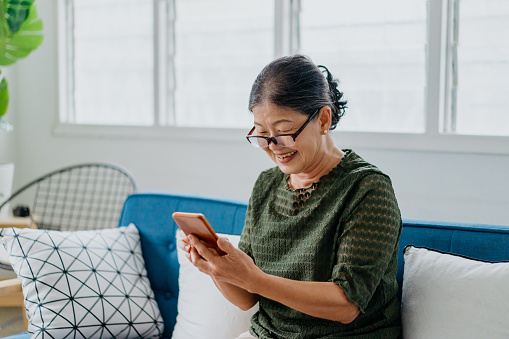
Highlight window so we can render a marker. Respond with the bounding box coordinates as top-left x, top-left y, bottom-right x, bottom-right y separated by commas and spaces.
299, 0, 427, 133
447, 0, 509, 136
174, 0, 274, 128
64, 0, 154, 126
58, 0, 509, 148
59, 0, 273, 128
